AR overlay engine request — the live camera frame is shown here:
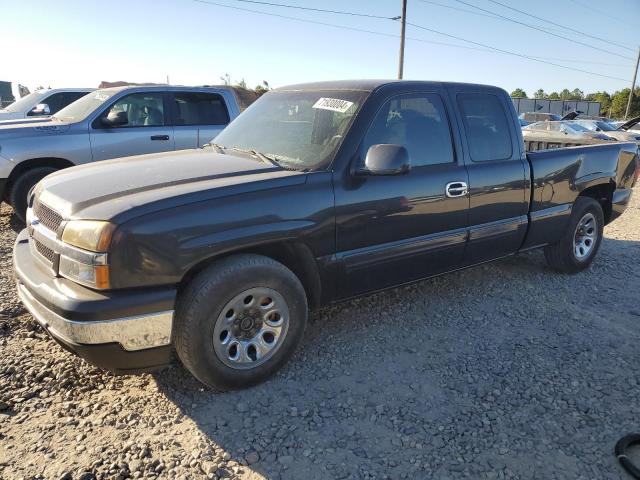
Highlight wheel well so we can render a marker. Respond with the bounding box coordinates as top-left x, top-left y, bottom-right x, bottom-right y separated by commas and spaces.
179, 242, 322, 309
579, 182, 614, 224
5, 157, 74, 200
